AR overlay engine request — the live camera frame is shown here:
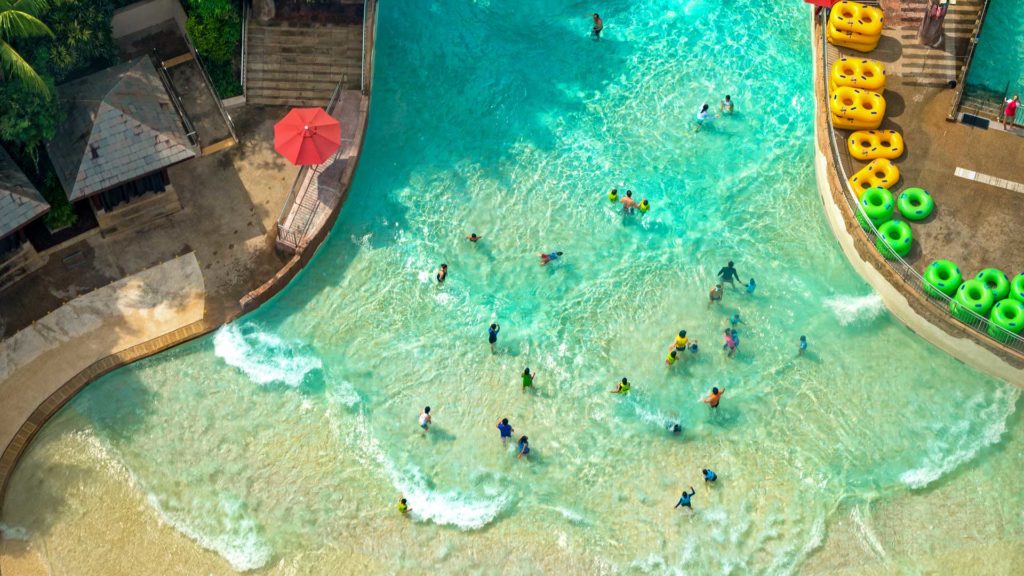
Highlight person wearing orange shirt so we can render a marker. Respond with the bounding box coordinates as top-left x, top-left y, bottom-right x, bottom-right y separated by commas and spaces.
703, 386, 724, 409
